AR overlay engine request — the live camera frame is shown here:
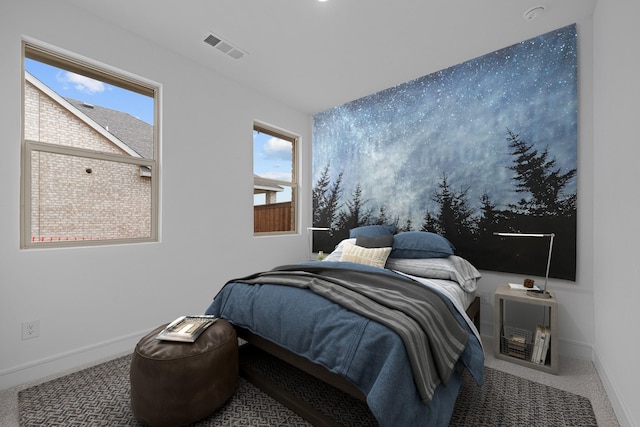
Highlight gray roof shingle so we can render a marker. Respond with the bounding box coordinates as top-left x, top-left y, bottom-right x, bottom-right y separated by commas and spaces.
65, 98, 153, 159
